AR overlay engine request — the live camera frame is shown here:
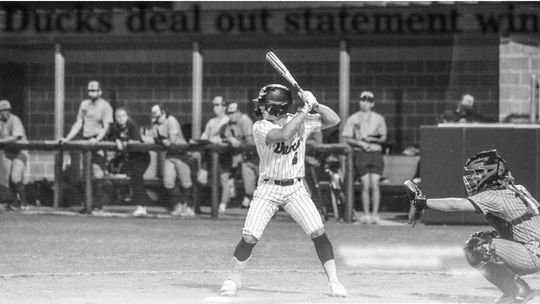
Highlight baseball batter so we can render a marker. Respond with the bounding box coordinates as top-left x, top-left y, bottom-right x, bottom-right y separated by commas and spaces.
219, 84, 347, 297
405, 150, 540, 304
